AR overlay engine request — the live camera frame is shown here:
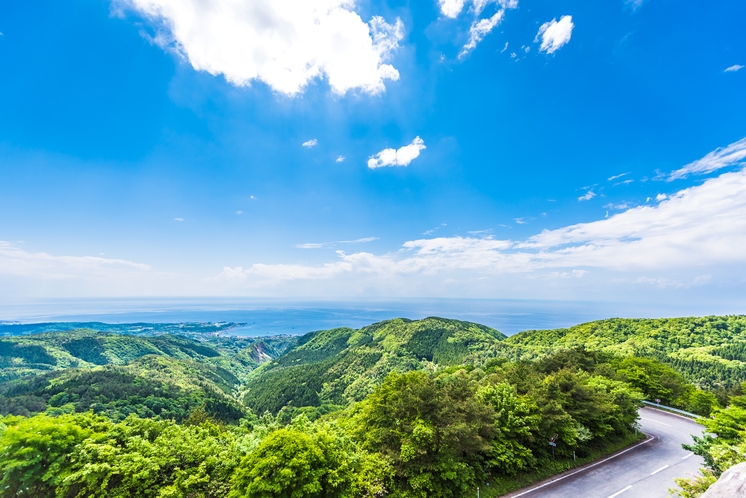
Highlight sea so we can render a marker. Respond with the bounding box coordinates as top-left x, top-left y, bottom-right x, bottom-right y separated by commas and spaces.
0, 298, 740, 337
